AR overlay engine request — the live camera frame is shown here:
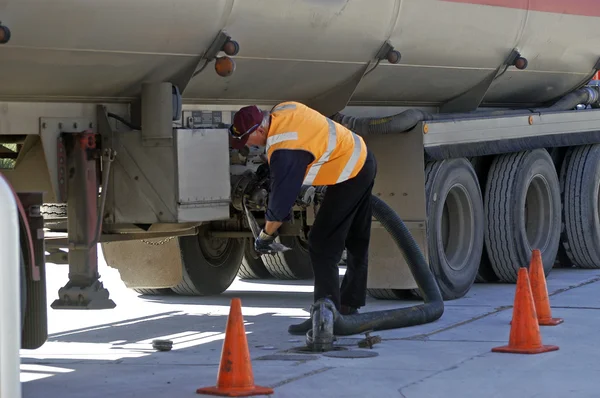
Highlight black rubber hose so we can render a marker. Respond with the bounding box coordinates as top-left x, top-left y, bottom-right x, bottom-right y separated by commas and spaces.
332, 194, 444, 336
332, 87, 600, 136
